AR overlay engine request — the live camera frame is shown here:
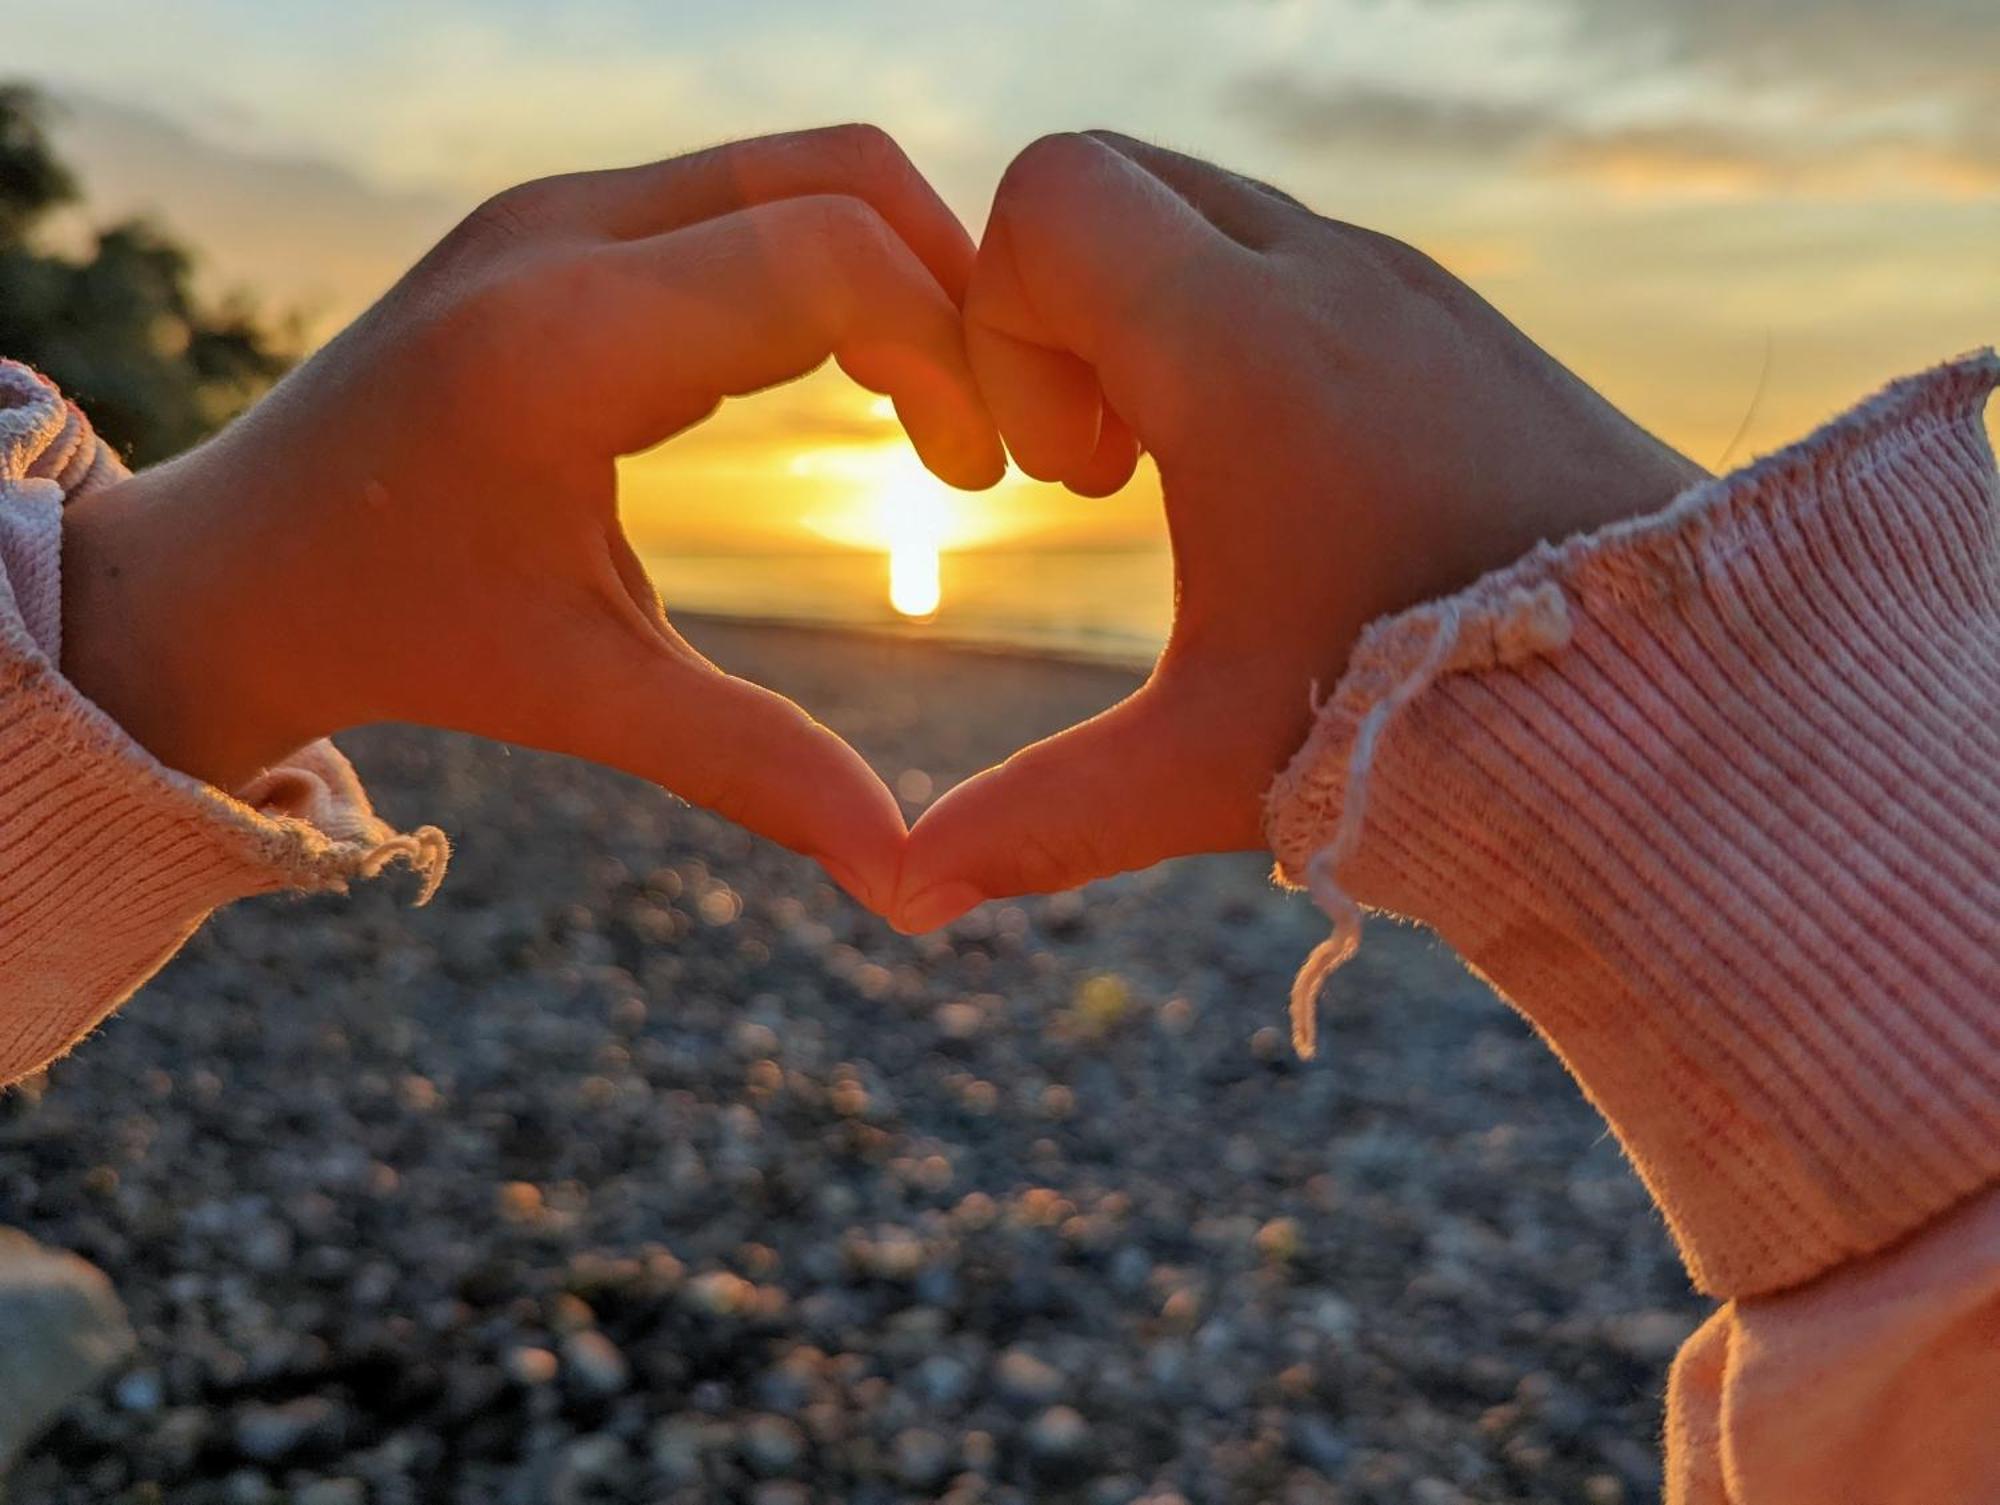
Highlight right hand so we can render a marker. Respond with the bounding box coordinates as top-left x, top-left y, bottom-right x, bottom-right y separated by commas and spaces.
896, 130, 1706, 930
